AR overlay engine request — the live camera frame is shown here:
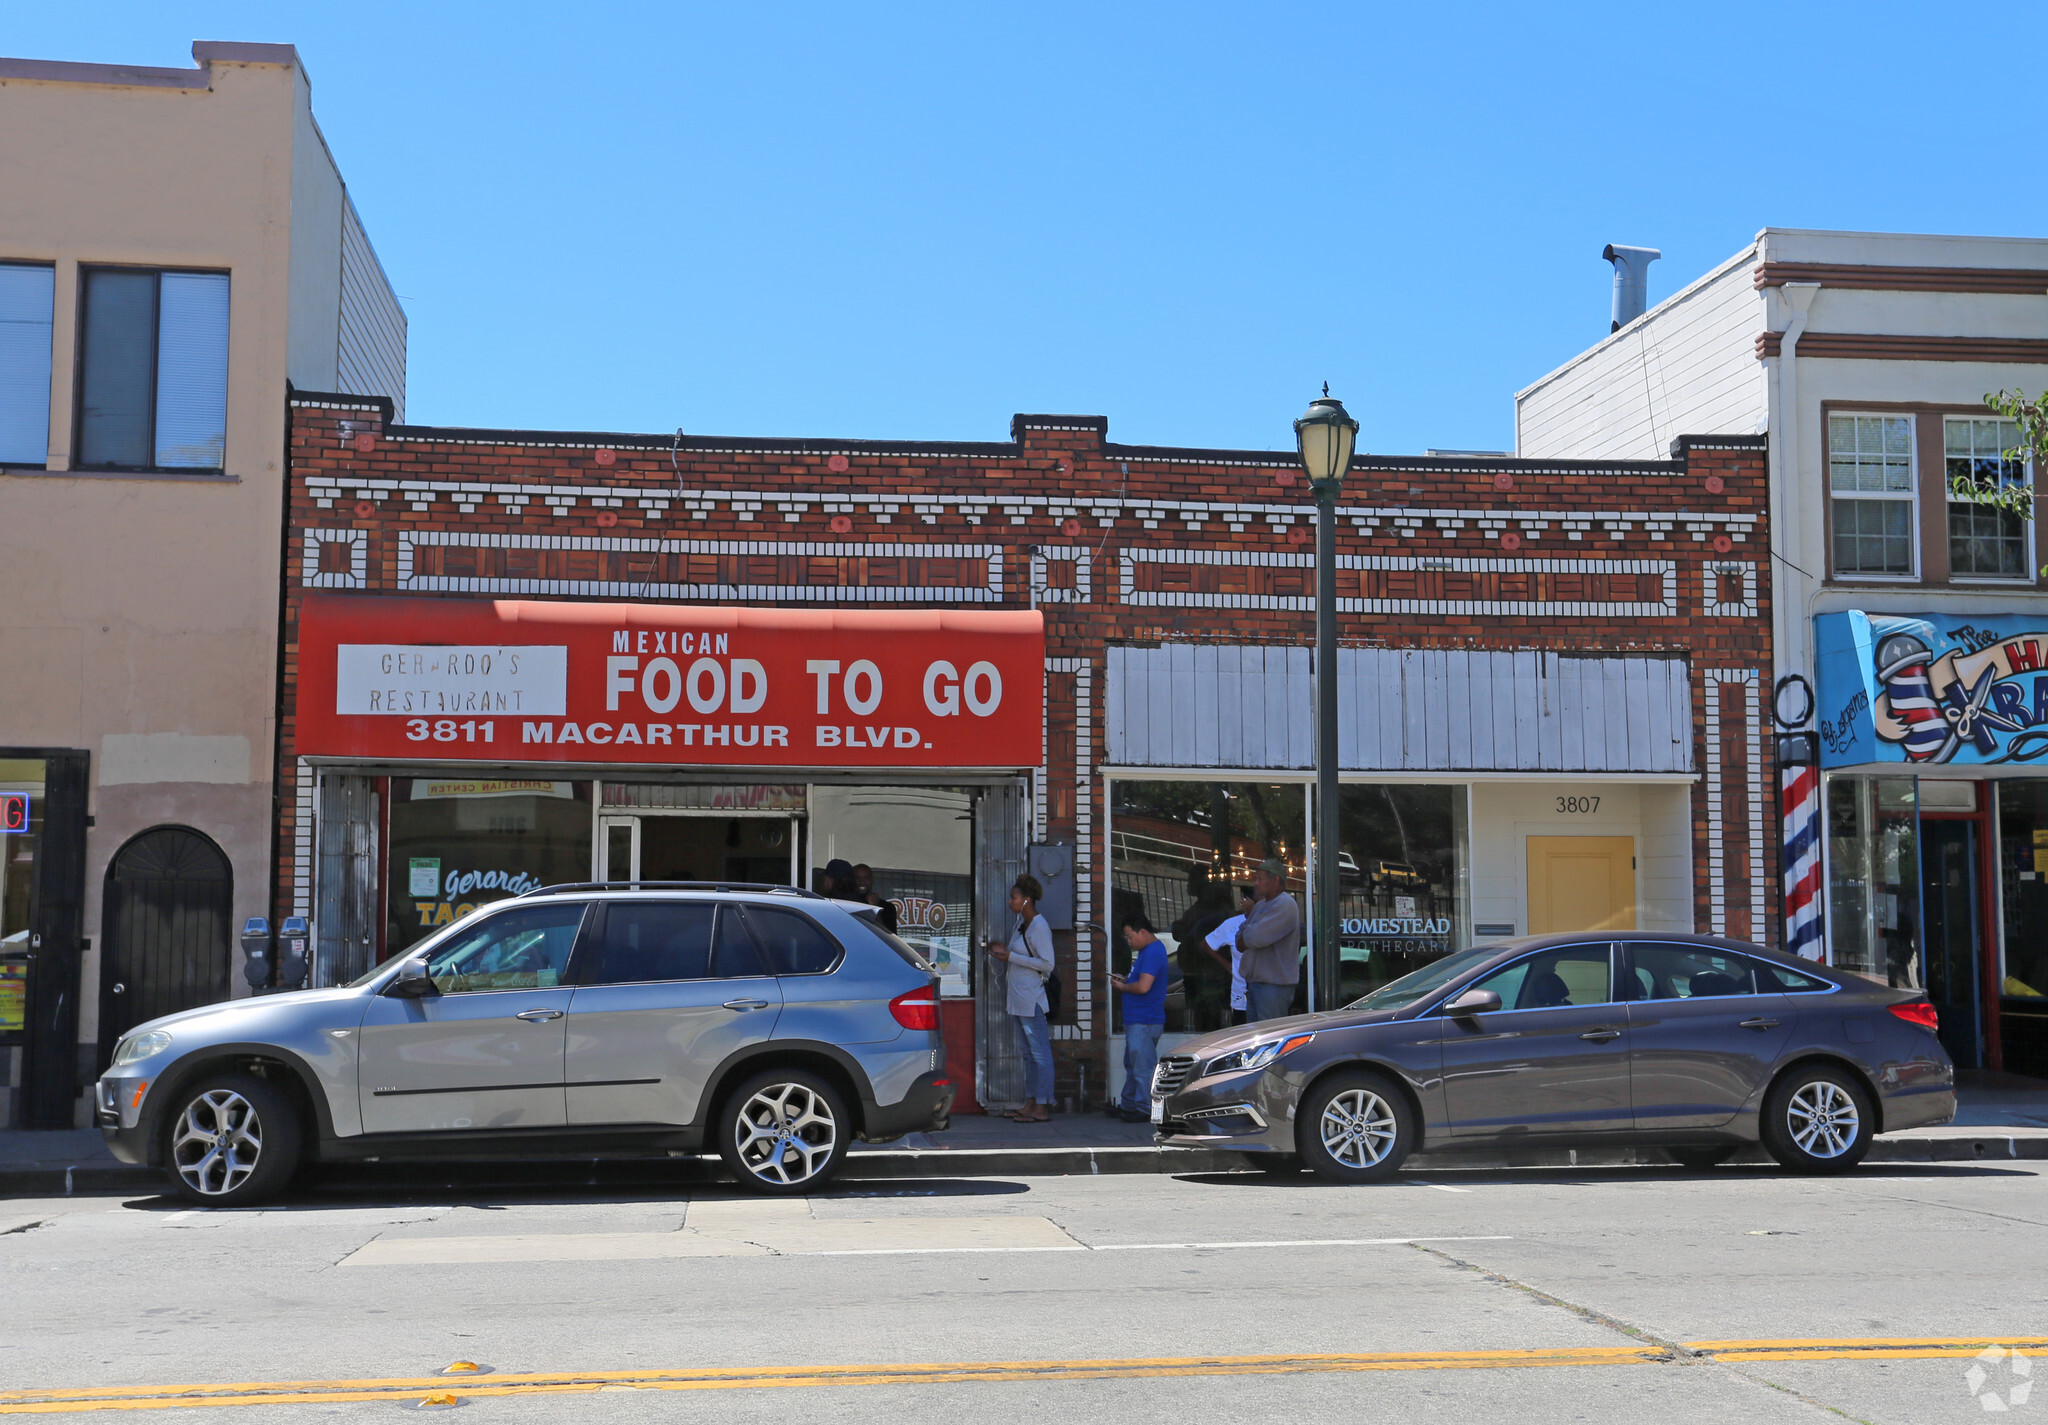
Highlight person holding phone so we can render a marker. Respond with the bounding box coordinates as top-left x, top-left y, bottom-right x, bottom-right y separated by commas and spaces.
1108, 912, 1170, 1121
986, 873, 1056, 1123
